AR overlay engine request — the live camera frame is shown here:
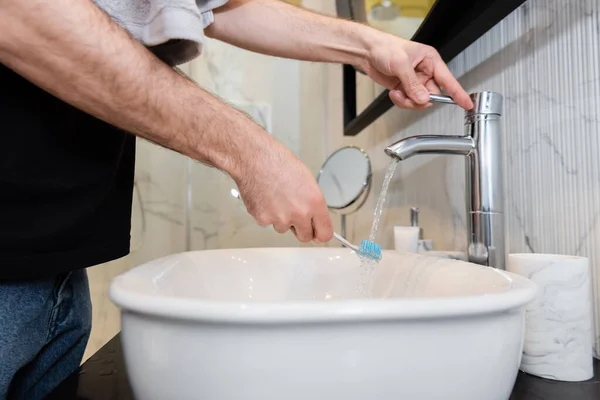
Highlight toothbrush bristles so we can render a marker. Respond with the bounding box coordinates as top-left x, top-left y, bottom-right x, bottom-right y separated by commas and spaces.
359, 240, 382, 261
